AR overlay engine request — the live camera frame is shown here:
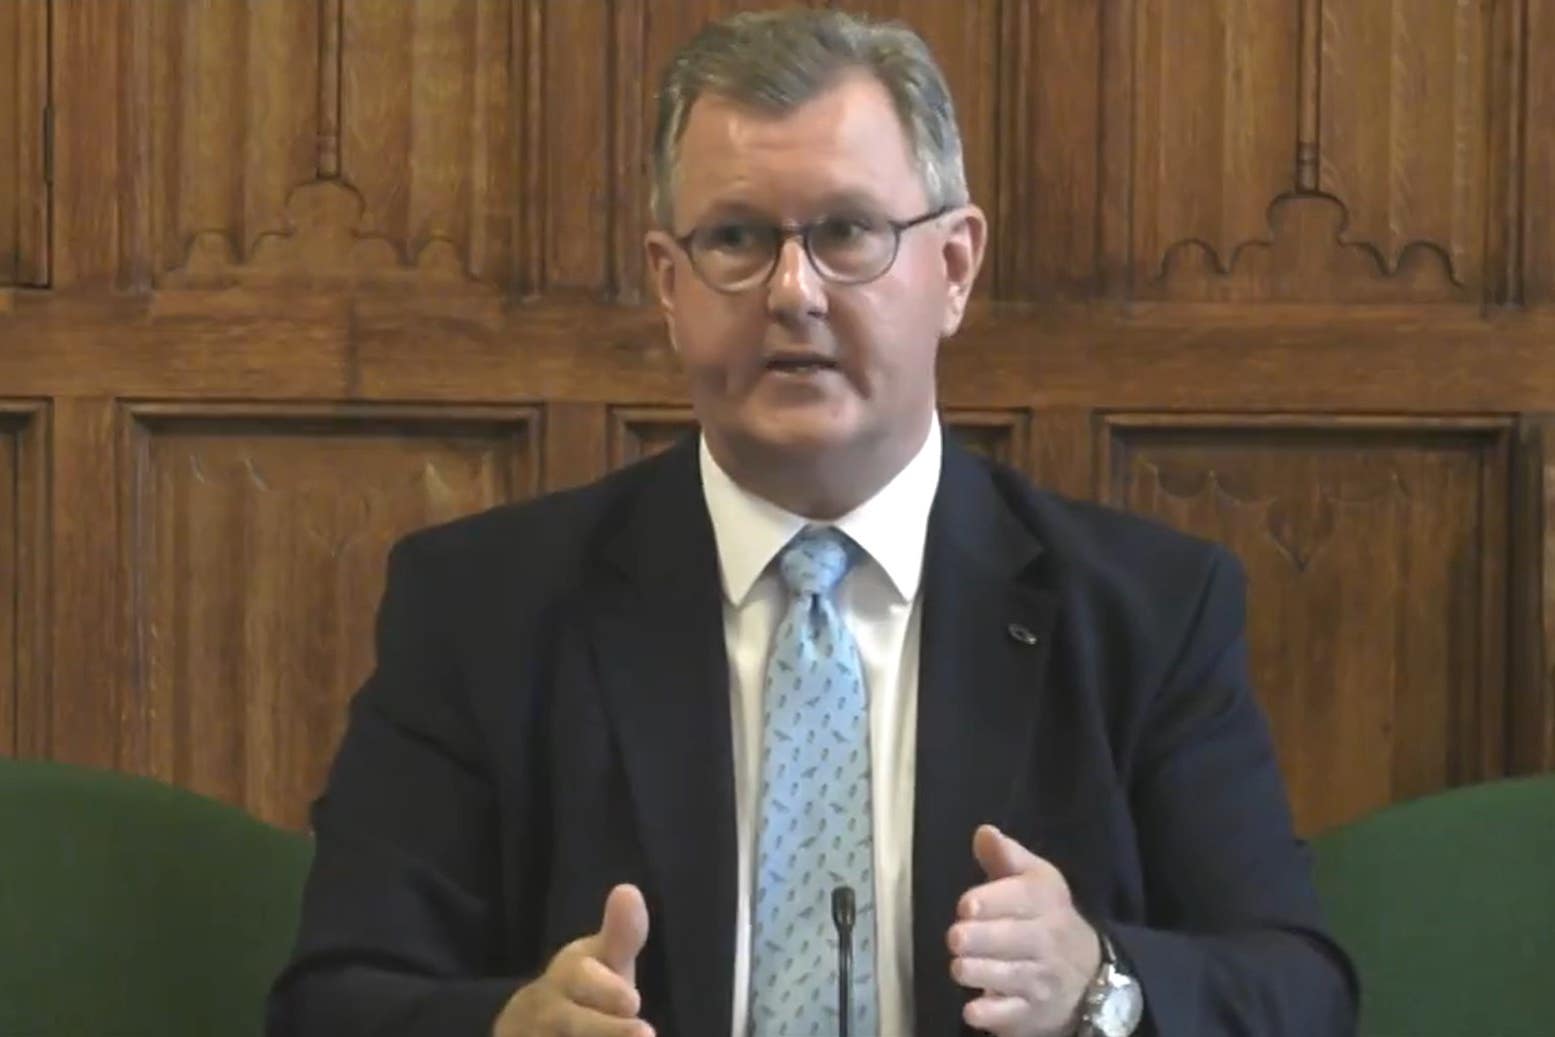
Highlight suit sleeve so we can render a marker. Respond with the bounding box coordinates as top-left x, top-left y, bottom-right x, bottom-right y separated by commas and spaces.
266, 535, 525, 1036
1108, 548, 1359, 1036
